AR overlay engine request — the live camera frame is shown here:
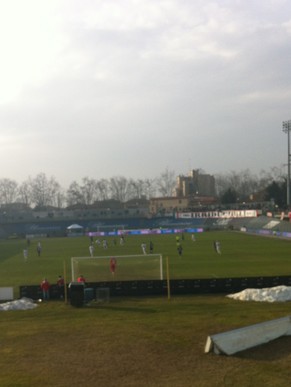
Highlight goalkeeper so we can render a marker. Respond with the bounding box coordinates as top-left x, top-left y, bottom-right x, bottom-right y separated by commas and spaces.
110, 257, 117, 275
